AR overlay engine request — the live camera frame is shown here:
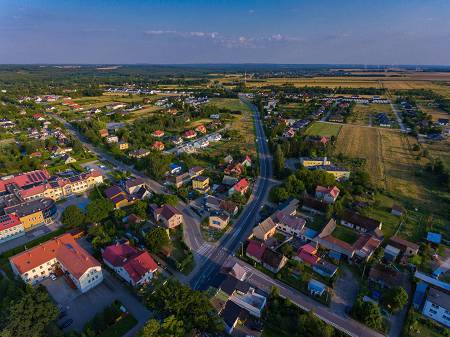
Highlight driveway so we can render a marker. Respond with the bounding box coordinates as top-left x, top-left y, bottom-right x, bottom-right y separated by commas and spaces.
43, 270, 150, 335
331, 266, 360, 315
